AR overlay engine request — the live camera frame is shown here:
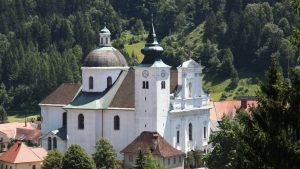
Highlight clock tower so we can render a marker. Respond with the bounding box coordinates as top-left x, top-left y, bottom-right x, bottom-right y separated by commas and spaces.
134, 20, 171, 137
